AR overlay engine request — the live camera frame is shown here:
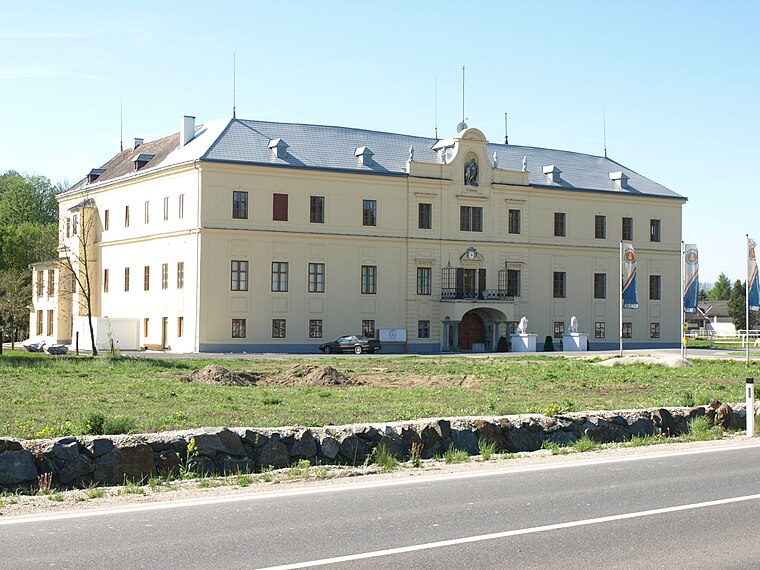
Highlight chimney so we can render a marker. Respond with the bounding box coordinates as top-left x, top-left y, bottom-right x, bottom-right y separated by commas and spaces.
609, 171, 629, 190
181, 115, 195, 147
133, 138, 144, 150
542, 165, 562, 184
